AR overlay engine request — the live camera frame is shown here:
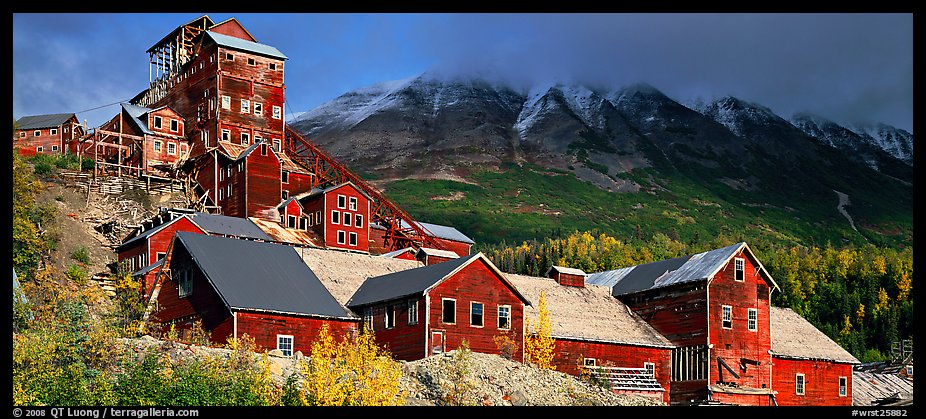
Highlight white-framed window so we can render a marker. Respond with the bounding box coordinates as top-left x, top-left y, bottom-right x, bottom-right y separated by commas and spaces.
584, 358, 597, 367
34, 130, 41, 137
64, 127, 68, 133
241, 133, 250, 145
442, 298, 456, 324
153, 116, 163, 129
407, 299, 418, 325
470, 302, 484, 327
238, 161, 244, 172
272, 105, 282, 119
226, 184, 232, 198
299, 217, 307, 230
748, 308, 758, 331
269, 62, 276, 70
225, 53, 234, 60
170, 119, 179, 132
277, 335, 294, 357
221, 95, 231, 110
343, 213, 352, 226
288, 215, 297, 229
796, 373, 805, 395
167, 142, 177, 155
156, 252, 165, 261
52, 145, 59, 152
644, 362, 655, 377
19, 131, 25, 138
839, 376, 847, 397
337, 194, 347, 209
153, 140, 162, 152
221, 129, 231, 142
36, 146, 43, 152
315, 211, 321, 224
348, 232, 357, 246
349, 197, 358, 211
722, 305, 733, 329
177, 269, 192, 298
331, 210, 340, 224
498, 305, 511, 329
254, 103, 263, 116
281, 170, 289, 183
355, 214, 364, 228
50, 128, 58, 135
281, 190, 289, 200
337, 230, 346, 245
307, 213, 314, 227
227, 165, 232, 177
247, 57, 255, 66
363, 307, 374, 331
384, 305, 395, 329
261, 143, 268, 156
219, 188, 224, 201
272, 138, 281, 152
241, 99, 250, 114
734, 257, 745, 282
